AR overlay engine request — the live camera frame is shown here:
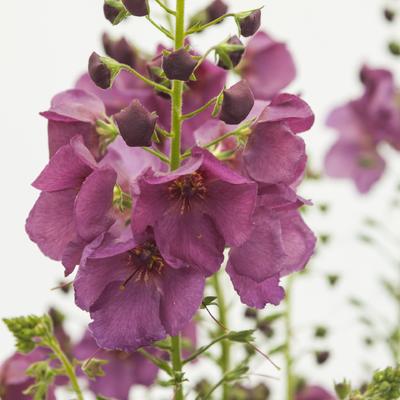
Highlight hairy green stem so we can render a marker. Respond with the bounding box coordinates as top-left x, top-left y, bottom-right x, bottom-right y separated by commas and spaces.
186, 13, 235, 34
48, 338, 84, 400
181, 96, 218, 120
284, 275, 295, 400
169, 0, 185, 170
171, 335, 184, 400
142, 147, 170, 163
212, 274, 231, 400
